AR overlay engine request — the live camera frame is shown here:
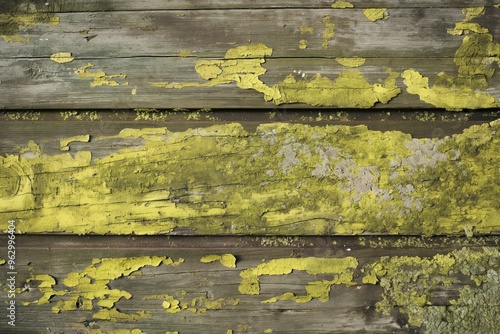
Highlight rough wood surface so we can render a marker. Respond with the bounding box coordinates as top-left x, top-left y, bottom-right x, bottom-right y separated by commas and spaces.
1, 3, 499, 109
1, 112, 498, 236
0, 235, 498, 333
